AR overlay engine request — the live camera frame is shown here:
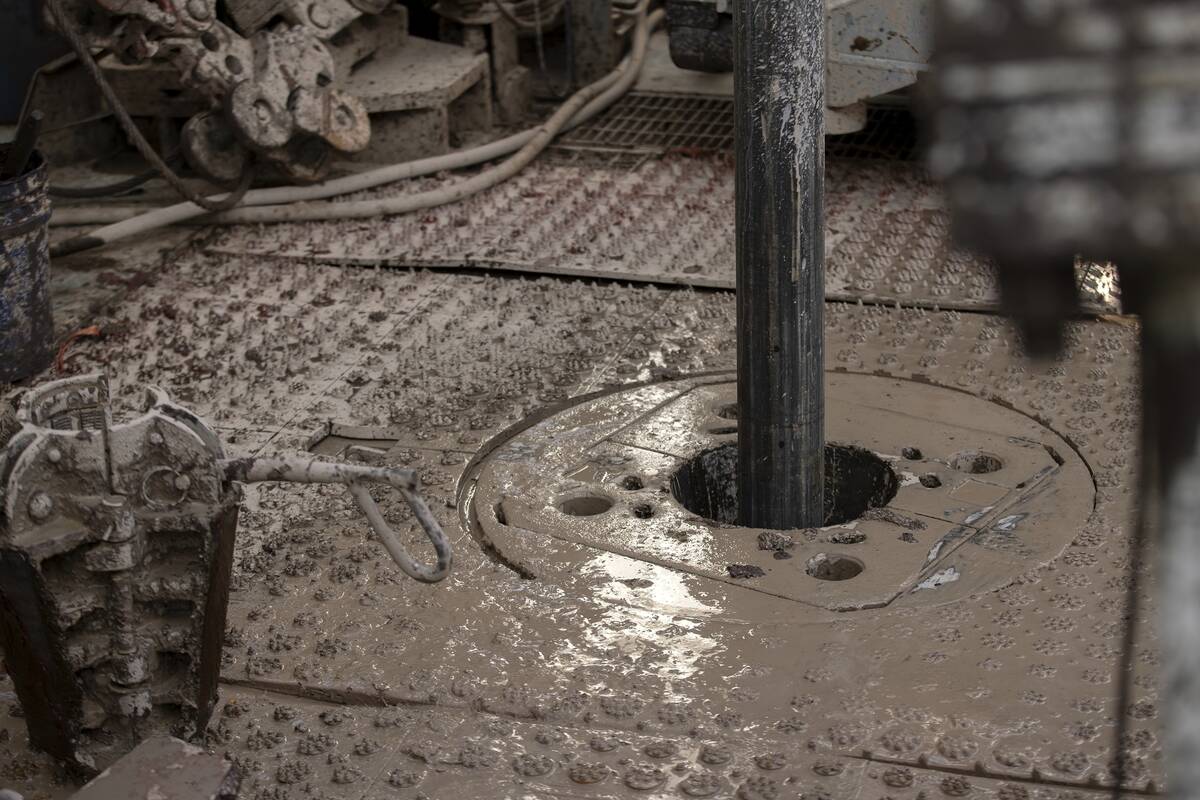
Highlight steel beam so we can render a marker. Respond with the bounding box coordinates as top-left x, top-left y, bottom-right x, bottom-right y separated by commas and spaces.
734, 0, 825, 529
